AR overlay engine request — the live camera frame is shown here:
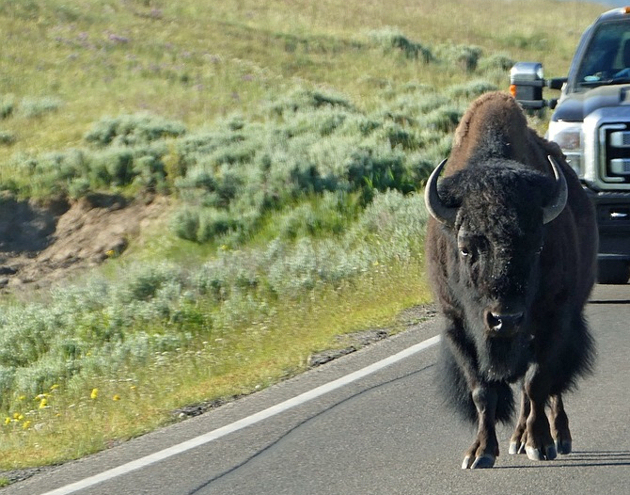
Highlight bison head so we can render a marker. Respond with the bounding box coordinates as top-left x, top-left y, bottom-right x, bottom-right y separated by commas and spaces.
425, 157, 567, 379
